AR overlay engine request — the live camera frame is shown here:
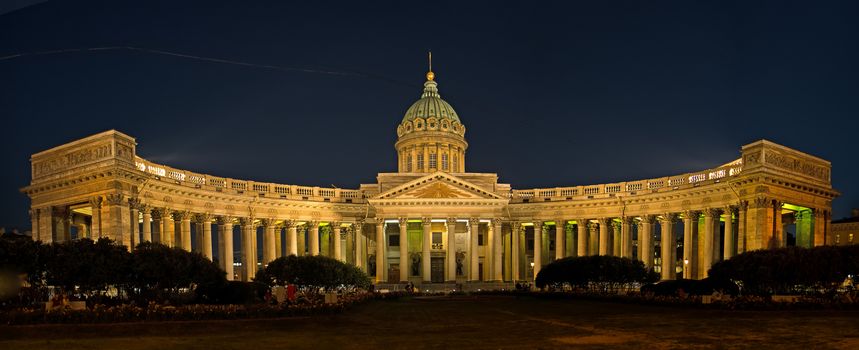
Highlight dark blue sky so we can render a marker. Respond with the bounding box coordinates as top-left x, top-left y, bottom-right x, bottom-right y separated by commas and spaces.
2, 0, 858, 229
